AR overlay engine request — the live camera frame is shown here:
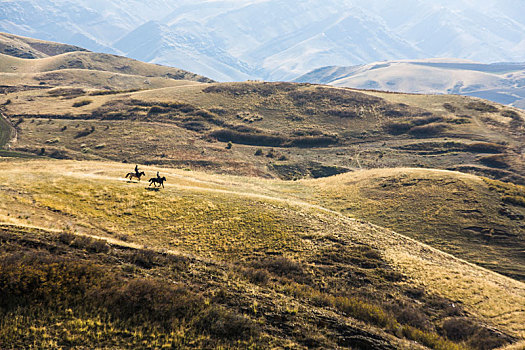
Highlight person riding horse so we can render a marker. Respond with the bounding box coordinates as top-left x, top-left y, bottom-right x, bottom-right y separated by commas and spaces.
149, 172, 166, 188
125, 165, 145, 181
